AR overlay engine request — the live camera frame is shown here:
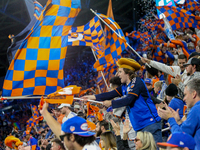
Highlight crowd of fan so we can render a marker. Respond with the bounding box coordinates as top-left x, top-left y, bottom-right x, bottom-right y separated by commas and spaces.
2, 25, 200, 150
